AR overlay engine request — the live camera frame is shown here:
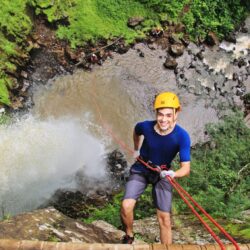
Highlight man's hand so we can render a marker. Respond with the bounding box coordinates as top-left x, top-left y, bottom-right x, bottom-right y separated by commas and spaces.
133, 150, 140, 159
160, 170, 175, 179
